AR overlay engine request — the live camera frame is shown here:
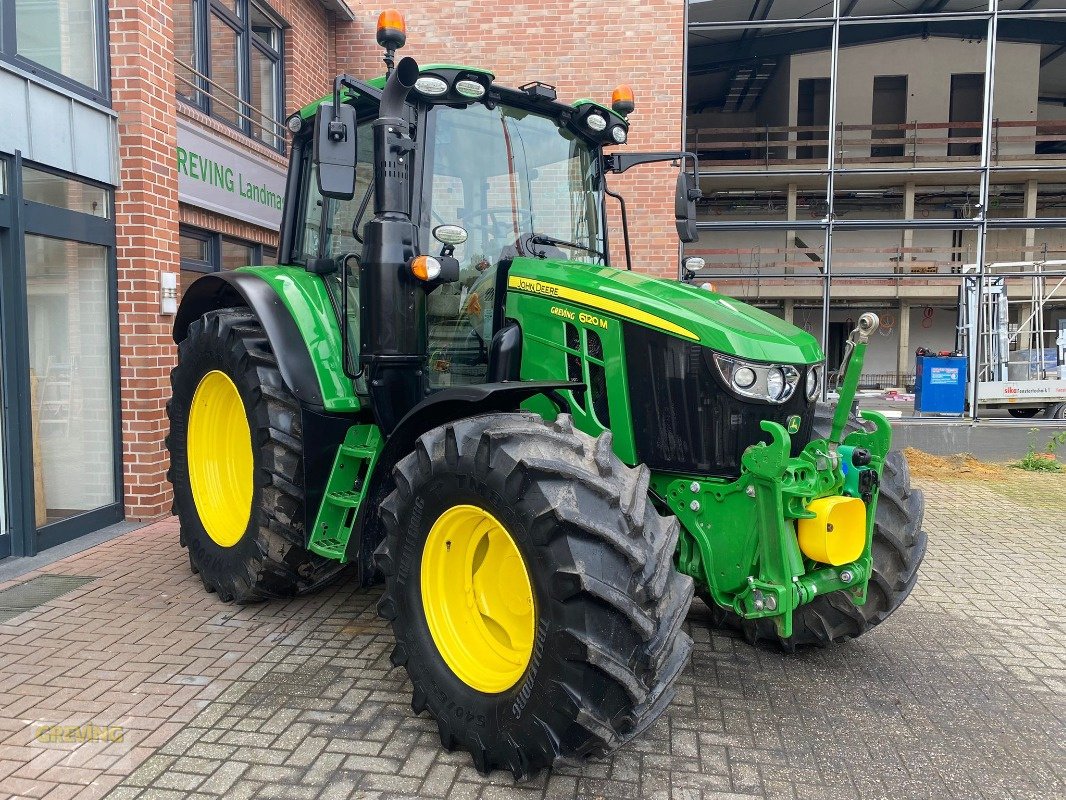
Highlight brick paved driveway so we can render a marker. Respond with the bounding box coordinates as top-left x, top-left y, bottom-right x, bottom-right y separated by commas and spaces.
0, 470, 1063, 800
